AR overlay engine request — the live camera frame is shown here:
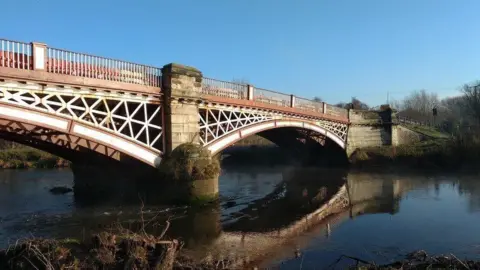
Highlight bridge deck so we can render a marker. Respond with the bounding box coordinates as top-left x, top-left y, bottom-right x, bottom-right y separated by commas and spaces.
0, 39, 349, 123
